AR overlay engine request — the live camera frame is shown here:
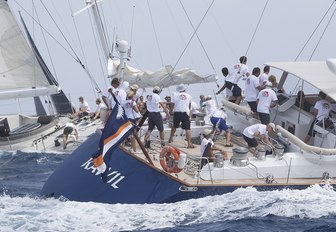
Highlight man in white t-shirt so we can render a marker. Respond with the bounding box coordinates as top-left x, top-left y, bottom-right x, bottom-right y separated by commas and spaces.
200, 129, 227, 166
102, 78, 127, 111
91, 98, 107, 121
257, 82, 278, 124
202, 95, 217, 116
304, 91, 332, 144
225, 56, 250, 105
210, 108, 232, 147
168, 84, 194, 148
144, 86, 168, 148
72, 96, 91, 119
243, 123, 275, 155
245, 67, 262, 113
216, 67, 235, 102
259, 65, 270, 87
63, 122, 79, 149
